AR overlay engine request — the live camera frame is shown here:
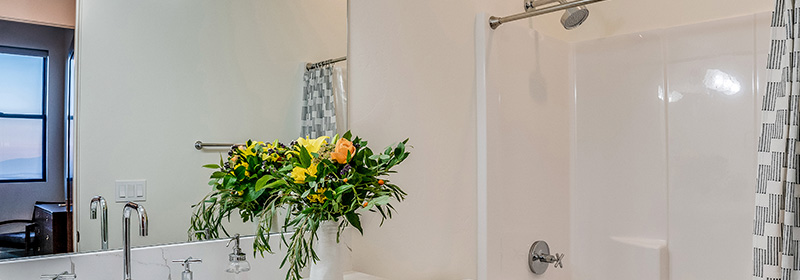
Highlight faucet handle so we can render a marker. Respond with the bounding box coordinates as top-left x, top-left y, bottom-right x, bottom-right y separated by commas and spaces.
553, 253, 564, 268
191, 228, 210, 241
172, 256, 202, 272
40, 271, 76, 280
226, 234, 241, 248
172, 256, 202, 264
